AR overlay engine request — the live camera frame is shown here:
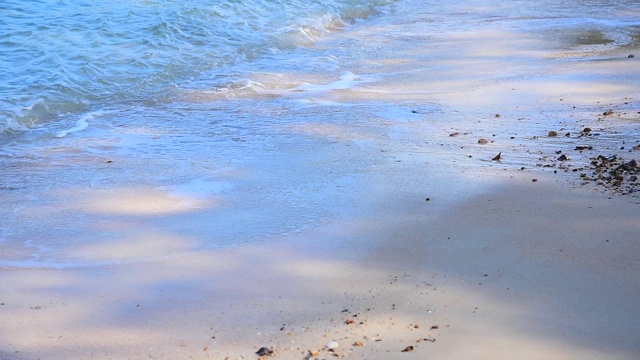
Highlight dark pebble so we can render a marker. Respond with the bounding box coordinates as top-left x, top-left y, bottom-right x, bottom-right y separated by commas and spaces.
256, 347, 274, 356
